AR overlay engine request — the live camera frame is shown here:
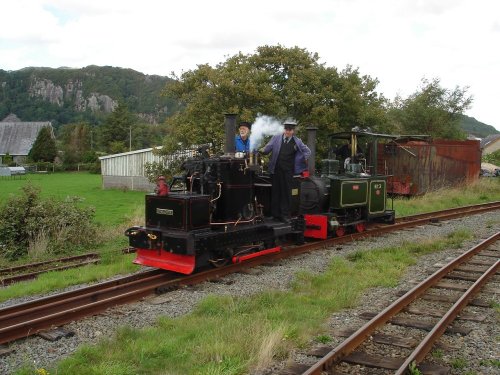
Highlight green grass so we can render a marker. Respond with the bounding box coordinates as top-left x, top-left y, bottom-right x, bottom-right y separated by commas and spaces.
480, 359, 500, 368
450, 357, 468, 369
0, 238, 140, 303
0, 172, 145, 227
21, 231, 470, 375
391, 178, 500, 217
0, 172, 147, 300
